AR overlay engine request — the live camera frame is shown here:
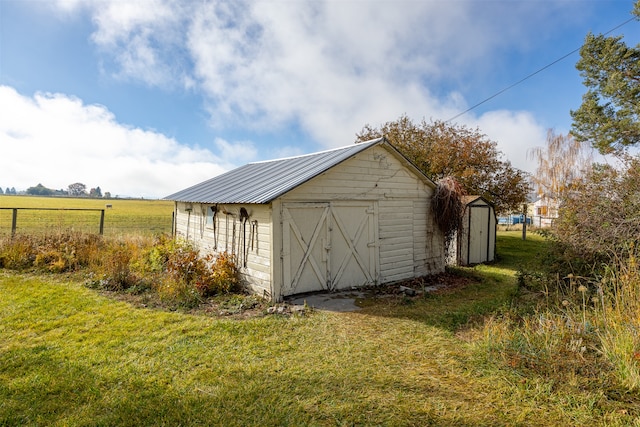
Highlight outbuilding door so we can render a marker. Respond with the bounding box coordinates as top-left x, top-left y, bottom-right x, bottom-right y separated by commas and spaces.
467, 205, 491, 264
282, 202, 378, 296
